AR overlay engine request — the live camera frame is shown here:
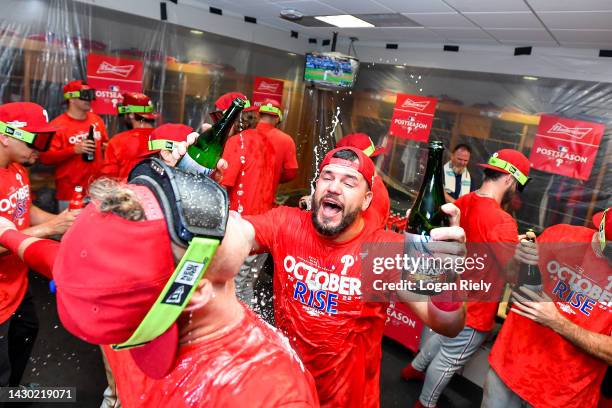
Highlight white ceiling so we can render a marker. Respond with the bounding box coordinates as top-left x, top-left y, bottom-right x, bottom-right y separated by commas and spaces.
196, 0, 612, 48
